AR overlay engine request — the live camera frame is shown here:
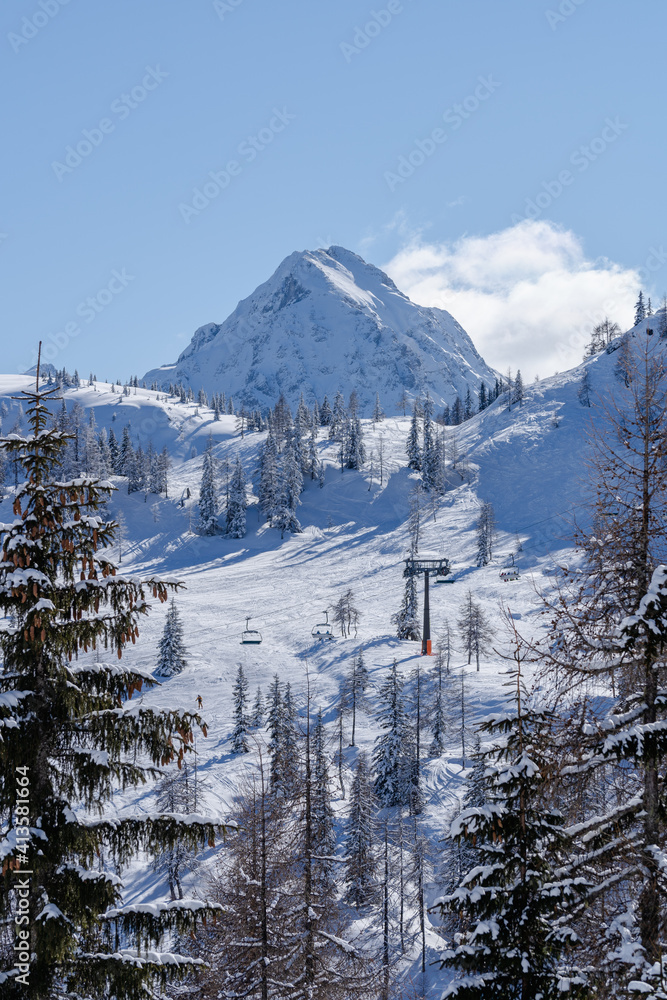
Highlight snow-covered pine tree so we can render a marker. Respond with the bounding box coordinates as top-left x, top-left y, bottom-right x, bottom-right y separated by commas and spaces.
478, 382, 488, 412
392, 571, 420, 641
345, 415, 366, 470
329, 390, 347, 442
311, 708, 336, 893
372, 391, 385, 424
273, 435, 302, 537
266, 675, 300, 796
198, 437, 219, 535
475, 501, 495, 567
373, 660, 411, 808
319, 394, 333, 426
342, 648, 369, 746
406, 399, 422, 470
230, 663, 250, 753
635, 289, 646, 326
0, 364, 222, 999
463, 387, 474, 420
155, 597, 188, 677
429, 626, 452, 756
258, 428, 279, 524
225, 455, 247, 538
251, 685, 264, 728
422, 392, 438, 490
344, 752, 378, 909
436, 661, 588, 999
512, 369, 524, 406
537, 336, 667, 990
